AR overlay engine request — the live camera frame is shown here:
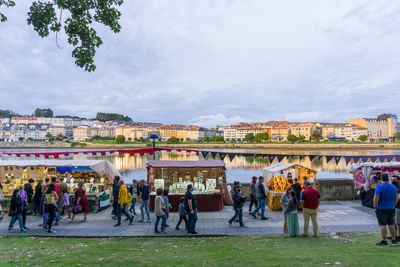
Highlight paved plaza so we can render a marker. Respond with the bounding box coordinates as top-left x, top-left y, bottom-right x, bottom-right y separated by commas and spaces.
0, 200, 379, 237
